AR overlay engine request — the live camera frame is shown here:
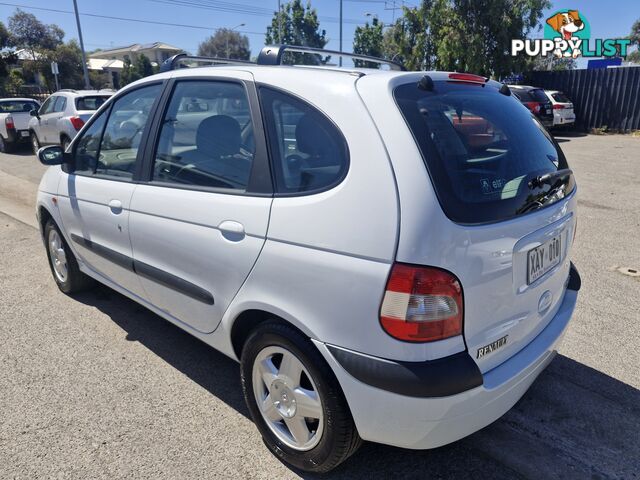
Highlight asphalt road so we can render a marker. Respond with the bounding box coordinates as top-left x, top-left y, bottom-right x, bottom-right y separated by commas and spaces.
1, 133, 639, 479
